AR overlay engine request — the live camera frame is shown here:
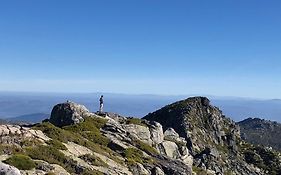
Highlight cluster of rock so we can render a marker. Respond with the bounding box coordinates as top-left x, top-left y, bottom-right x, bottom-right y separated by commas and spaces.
0, 124, 49, 146
101, 115, 193, 174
